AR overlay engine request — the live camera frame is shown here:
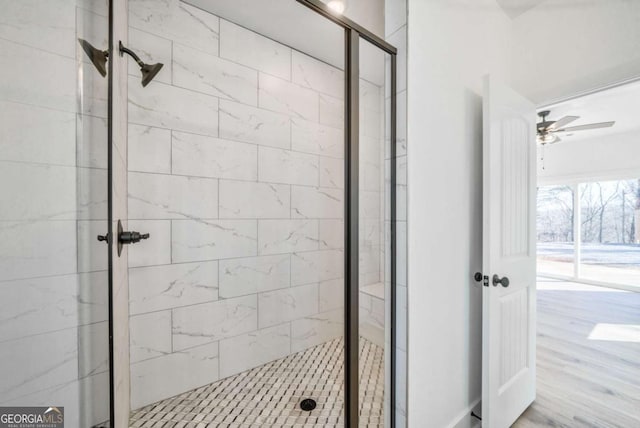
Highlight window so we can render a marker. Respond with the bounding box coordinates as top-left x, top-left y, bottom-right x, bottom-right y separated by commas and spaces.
537, 179, 640, 289
537, 185, 575, 277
